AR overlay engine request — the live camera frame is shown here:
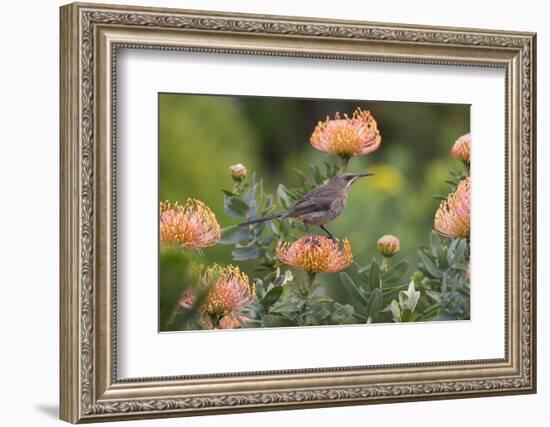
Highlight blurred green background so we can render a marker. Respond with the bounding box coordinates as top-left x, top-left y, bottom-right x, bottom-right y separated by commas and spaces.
159, 93, 469, 313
